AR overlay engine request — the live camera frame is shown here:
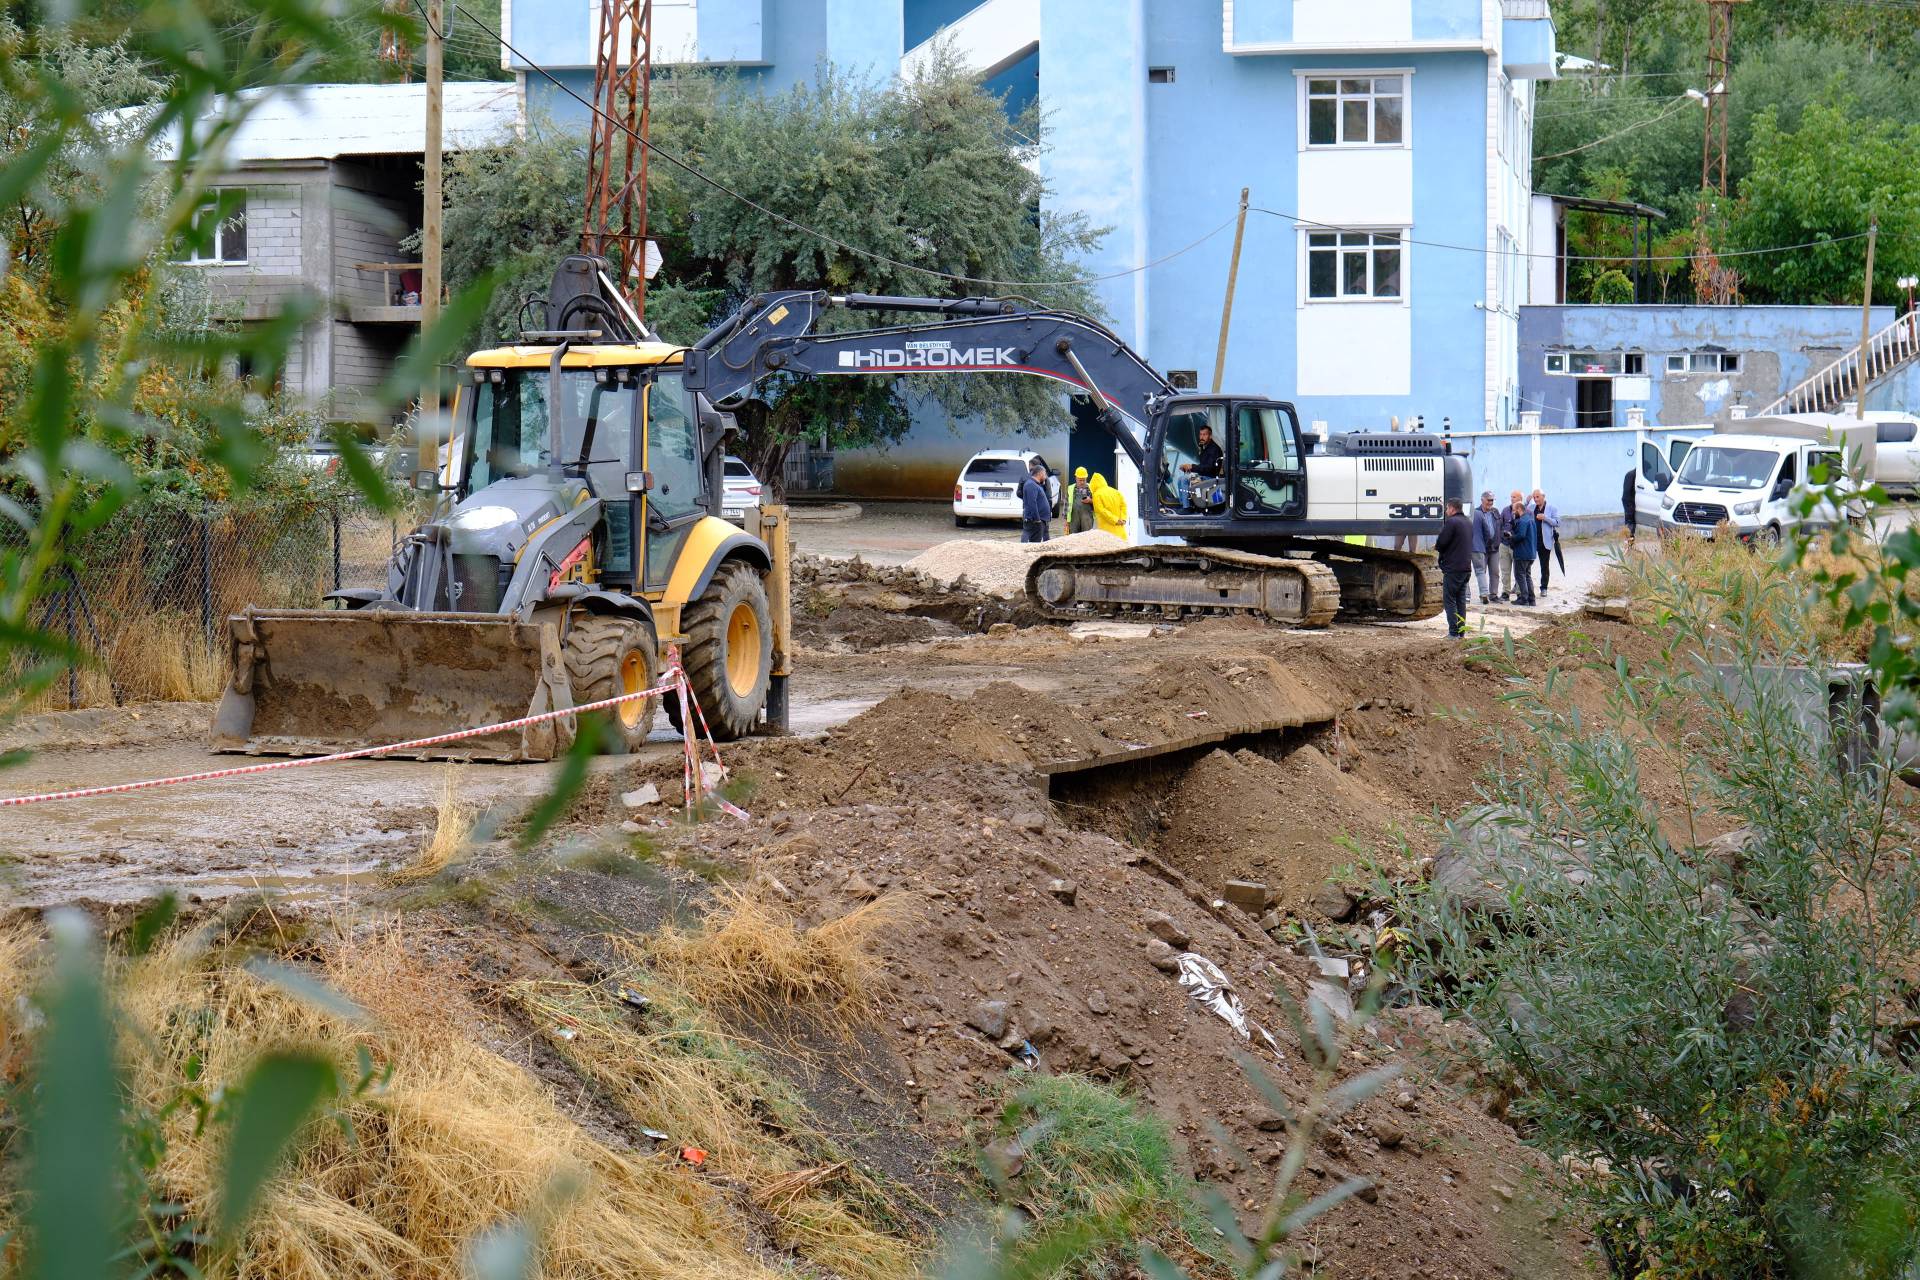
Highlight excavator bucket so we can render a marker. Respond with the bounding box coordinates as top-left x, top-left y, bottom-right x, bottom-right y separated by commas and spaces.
210, 609, 576, 763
